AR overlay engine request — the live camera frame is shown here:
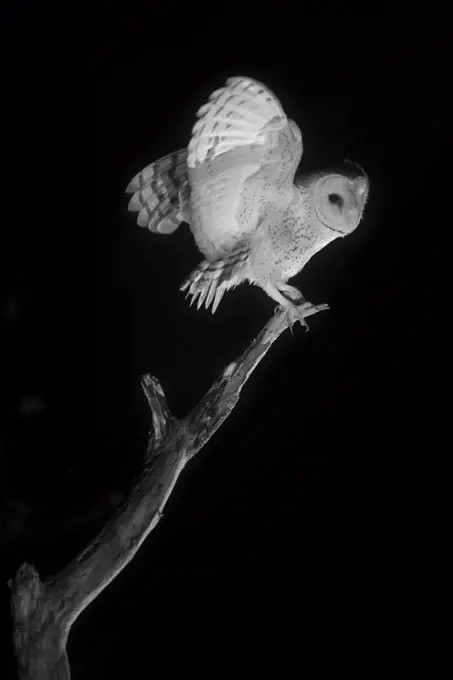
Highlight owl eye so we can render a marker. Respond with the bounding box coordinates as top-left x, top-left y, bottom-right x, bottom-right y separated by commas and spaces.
328, 193, 344, 208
